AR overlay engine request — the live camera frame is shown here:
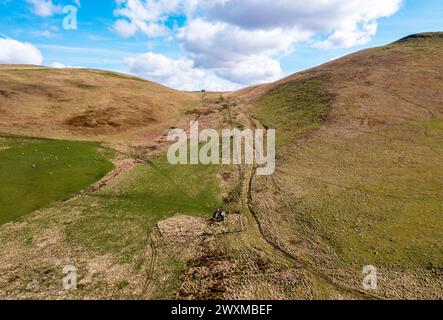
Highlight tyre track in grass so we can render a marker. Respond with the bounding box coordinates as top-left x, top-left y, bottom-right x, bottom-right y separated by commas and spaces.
226, 97, 384, 300
139, 233, 157, 299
